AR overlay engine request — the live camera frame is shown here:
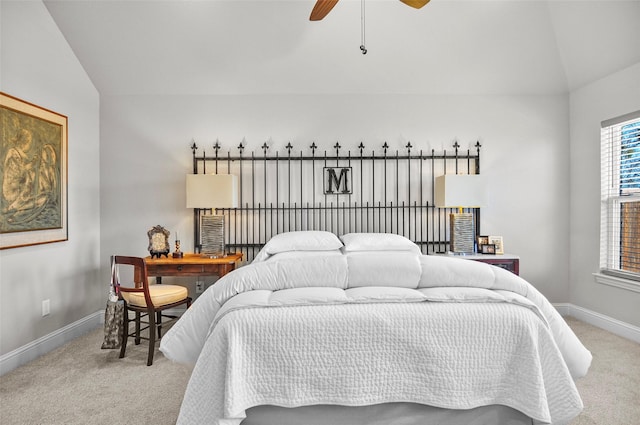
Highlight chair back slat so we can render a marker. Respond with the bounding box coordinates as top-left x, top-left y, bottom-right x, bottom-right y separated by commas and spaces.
113, 256, 153, 309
